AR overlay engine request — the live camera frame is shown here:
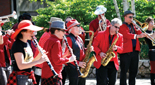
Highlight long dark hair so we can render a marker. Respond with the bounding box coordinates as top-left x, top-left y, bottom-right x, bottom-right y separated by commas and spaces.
16, 29, 27, 39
